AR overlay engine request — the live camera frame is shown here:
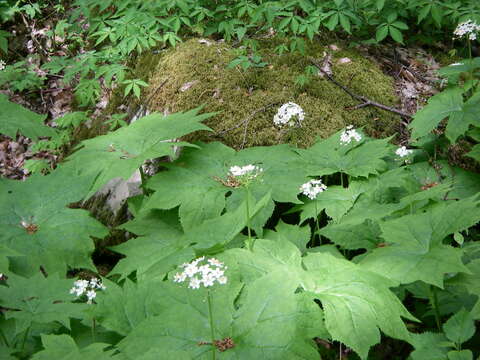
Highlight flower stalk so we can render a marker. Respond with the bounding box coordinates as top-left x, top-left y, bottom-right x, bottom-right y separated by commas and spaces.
207, 290, 216, 360
245, 186, 253, 250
